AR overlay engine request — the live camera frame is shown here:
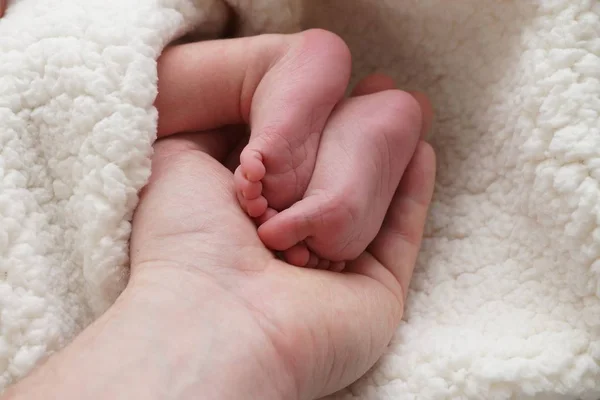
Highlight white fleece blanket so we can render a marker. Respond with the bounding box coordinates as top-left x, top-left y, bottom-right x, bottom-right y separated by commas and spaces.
0, 0, 599, 399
